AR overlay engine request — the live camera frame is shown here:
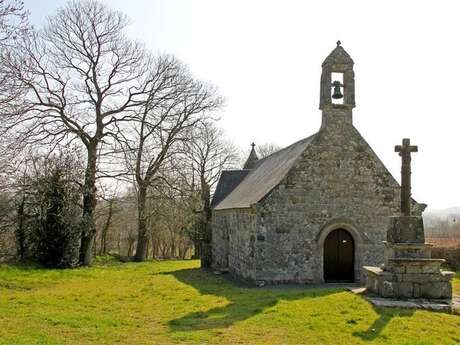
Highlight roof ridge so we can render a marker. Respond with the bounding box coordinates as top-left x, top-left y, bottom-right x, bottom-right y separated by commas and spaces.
214, 132, 318, 210
222, 169, 251, 172
253, 133, 317, 166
